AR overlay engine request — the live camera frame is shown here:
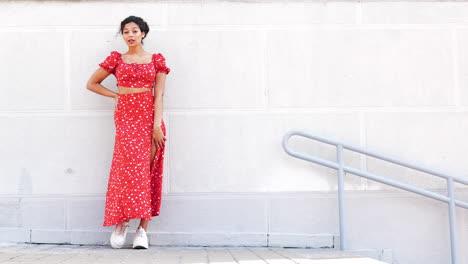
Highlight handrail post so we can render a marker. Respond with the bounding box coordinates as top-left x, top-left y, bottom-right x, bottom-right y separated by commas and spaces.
447, 177, 457, 264
337, 144, 346, 250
